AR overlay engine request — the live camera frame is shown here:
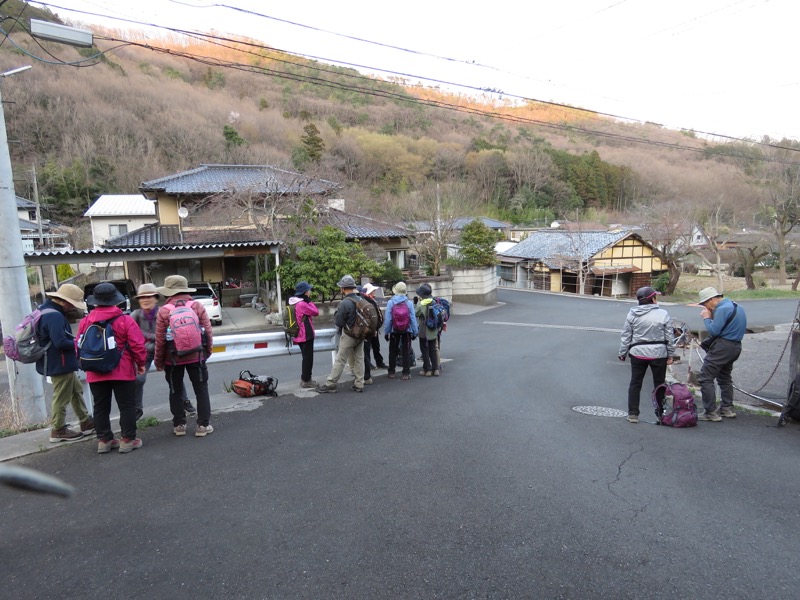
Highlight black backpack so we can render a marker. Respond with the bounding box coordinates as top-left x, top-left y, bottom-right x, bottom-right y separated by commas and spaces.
77, 315, 124, 373
778, 372, 800, 426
